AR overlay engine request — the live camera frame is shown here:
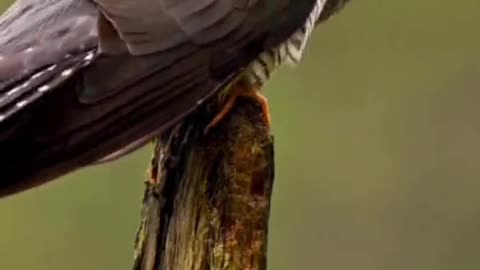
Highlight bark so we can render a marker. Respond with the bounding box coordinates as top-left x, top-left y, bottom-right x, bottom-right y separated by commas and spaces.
132, 98, 275, 270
